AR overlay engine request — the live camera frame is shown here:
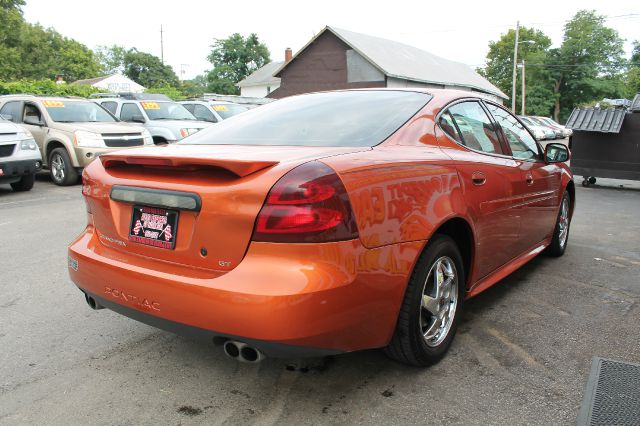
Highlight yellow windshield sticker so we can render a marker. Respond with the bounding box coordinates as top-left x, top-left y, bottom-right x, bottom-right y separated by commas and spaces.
43, 100, 65, 108
141, 102, 160, 110
213, 105, 228, 112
